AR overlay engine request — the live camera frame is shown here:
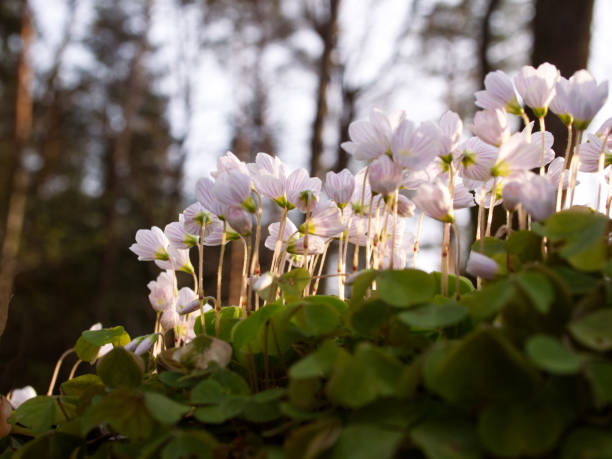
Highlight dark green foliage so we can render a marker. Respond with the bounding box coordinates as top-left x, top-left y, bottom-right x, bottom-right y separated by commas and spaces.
4, 211, 612, 458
